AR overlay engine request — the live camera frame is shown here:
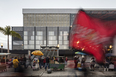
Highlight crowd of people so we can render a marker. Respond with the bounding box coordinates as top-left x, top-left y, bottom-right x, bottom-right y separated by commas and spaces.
74, 56, 86, 70
0, 55, 69, 72
73, 55, 116, 72
0, 56, 27, 72
32, 56, 68, 71
1, 55, 116, 73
